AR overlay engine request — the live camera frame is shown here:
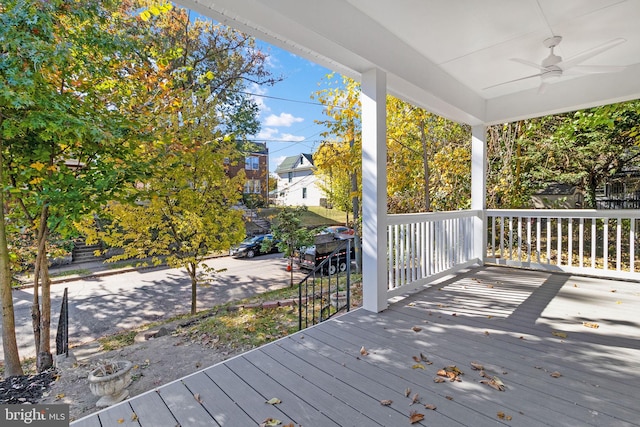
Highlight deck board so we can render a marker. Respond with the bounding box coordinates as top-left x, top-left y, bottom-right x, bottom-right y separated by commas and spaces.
128, 391, 178, 427
180, 368, 255, 426
72, 266, 640, 427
